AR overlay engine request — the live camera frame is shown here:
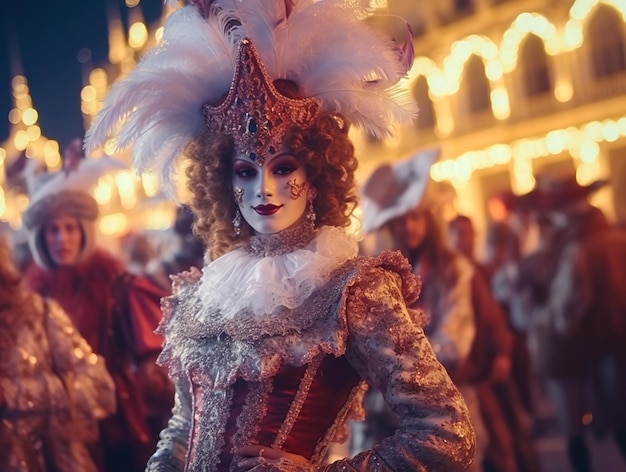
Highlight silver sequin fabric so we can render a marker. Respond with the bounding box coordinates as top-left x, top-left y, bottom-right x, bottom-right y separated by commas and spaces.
147, 250, 476, 471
